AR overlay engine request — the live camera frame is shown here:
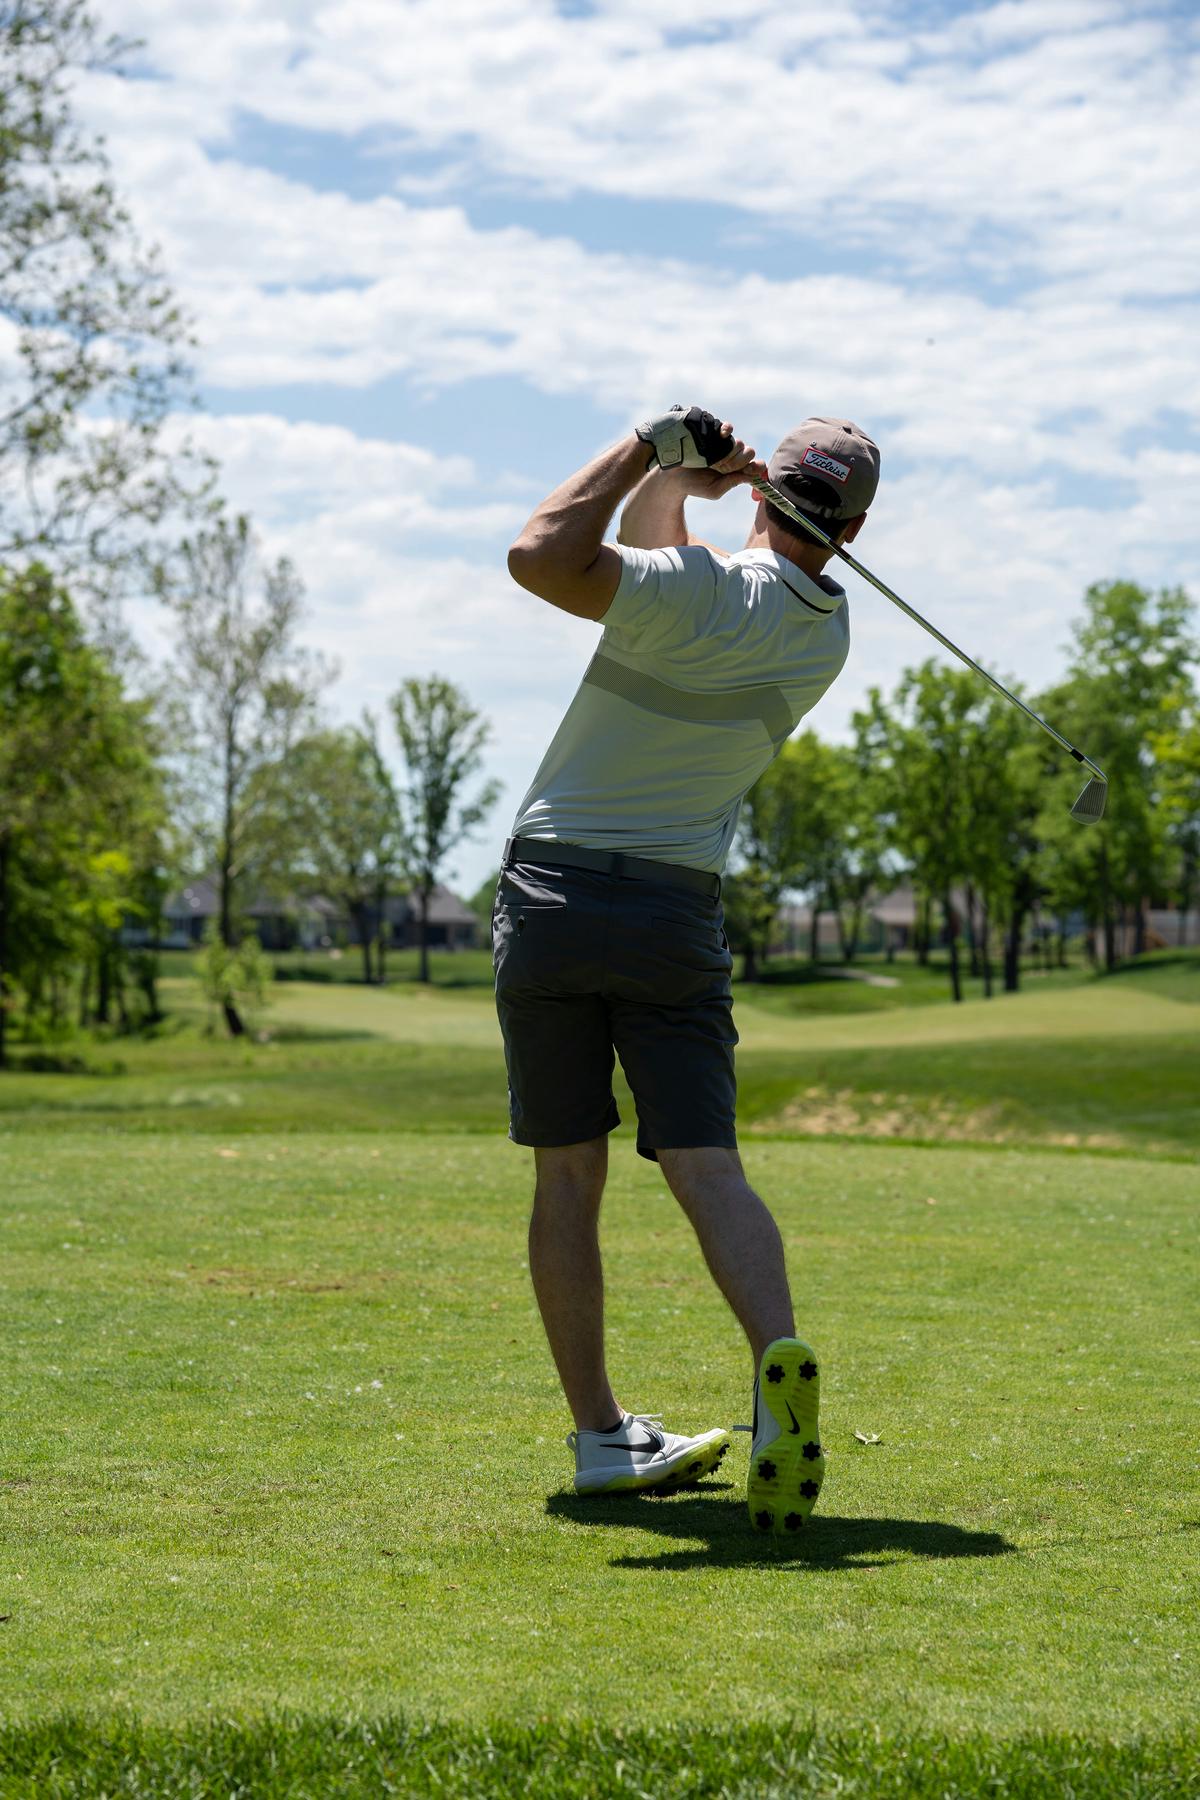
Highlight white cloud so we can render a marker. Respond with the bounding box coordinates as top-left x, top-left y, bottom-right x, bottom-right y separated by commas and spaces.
83, 0, 1200, 299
